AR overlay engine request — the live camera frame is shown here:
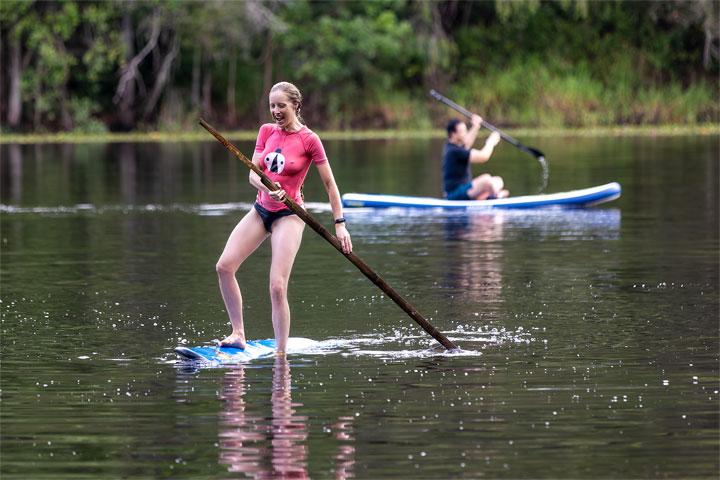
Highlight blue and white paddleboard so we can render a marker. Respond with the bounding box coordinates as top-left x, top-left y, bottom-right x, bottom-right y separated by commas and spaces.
341, 182, 621, 210
174, 338, 320, 363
